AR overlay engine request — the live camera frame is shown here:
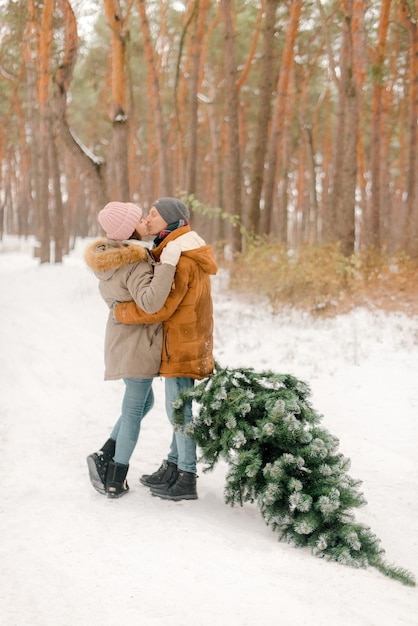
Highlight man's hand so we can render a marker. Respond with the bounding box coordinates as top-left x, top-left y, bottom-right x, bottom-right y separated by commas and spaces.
160, 240, 182, 266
